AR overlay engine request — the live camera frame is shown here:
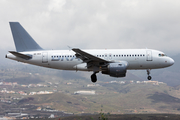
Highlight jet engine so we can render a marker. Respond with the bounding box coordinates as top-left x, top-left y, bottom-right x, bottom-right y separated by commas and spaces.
102, 61, 128, 77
